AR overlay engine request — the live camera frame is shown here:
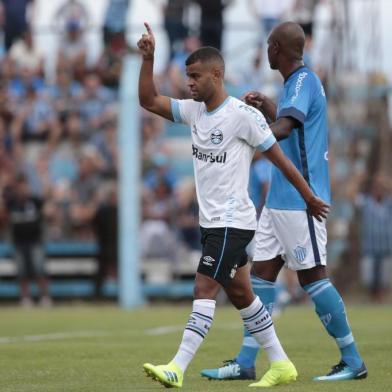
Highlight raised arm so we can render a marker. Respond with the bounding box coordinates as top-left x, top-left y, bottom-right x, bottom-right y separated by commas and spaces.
138, 22, 173, 121
263, 143, 330, 221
